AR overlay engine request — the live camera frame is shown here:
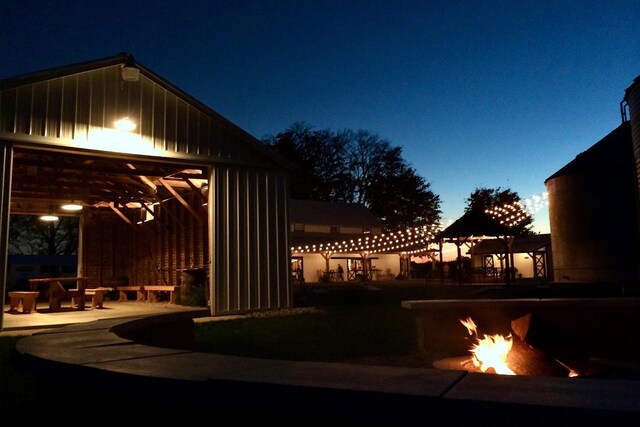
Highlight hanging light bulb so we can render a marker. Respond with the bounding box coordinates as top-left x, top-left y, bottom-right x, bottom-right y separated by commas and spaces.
61, 201, 83, 211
